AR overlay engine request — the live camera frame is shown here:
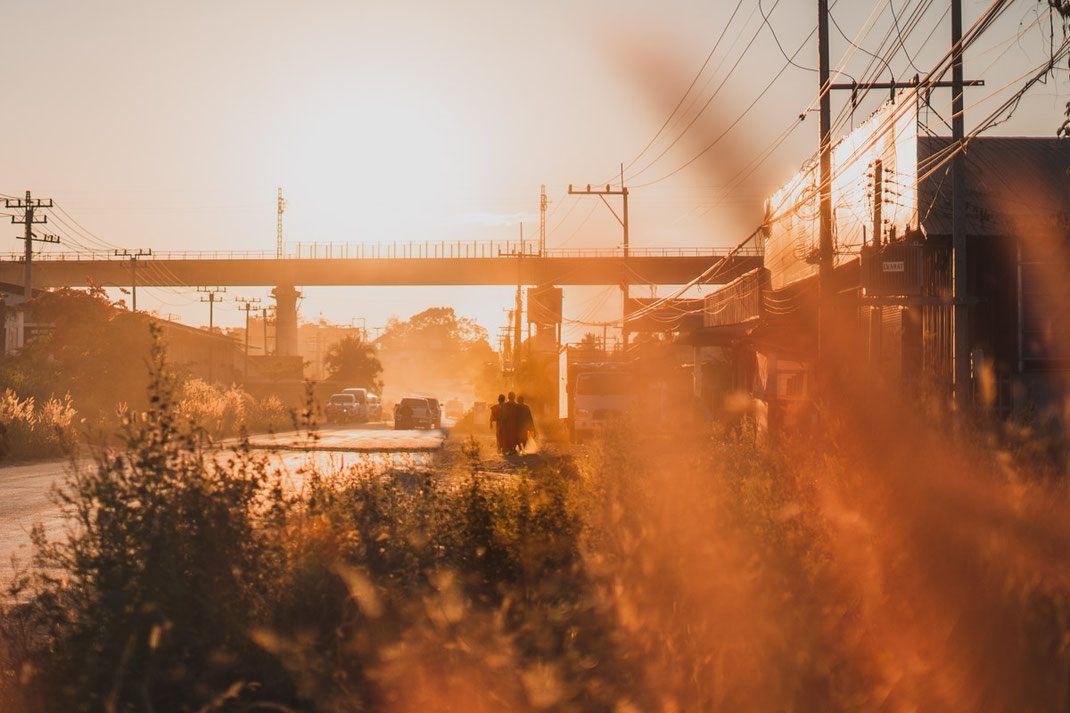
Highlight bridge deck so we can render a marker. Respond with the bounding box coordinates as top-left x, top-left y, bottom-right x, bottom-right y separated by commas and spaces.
0, 252, 762, 288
